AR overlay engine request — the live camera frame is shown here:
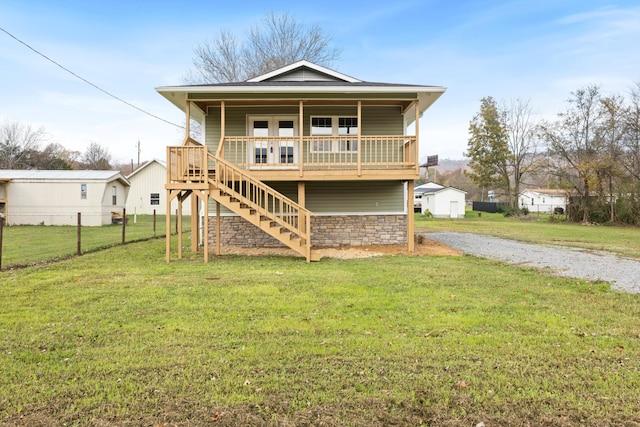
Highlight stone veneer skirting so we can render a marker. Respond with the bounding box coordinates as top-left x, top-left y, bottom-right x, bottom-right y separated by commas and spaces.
207, 214, 407, 248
